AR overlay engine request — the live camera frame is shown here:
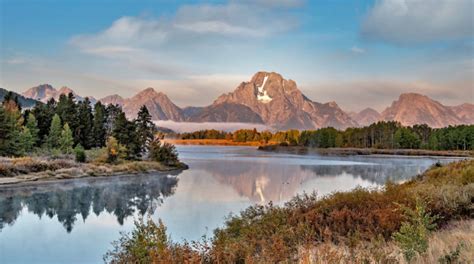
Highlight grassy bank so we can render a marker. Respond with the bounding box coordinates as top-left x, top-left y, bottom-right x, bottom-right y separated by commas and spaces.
0, 156, 188, 185
105, 159, 473, 263
258, 145, 474, 157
